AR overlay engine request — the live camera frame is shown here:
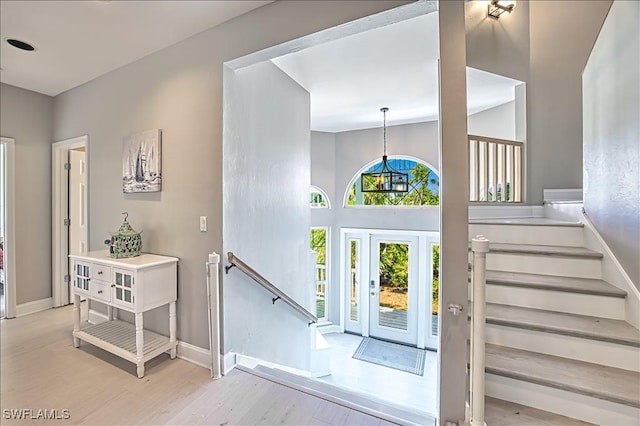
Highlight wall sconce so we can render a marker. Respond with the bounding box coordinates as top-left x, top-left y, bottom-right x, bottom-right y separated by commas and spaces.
488, 0, 516, 19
